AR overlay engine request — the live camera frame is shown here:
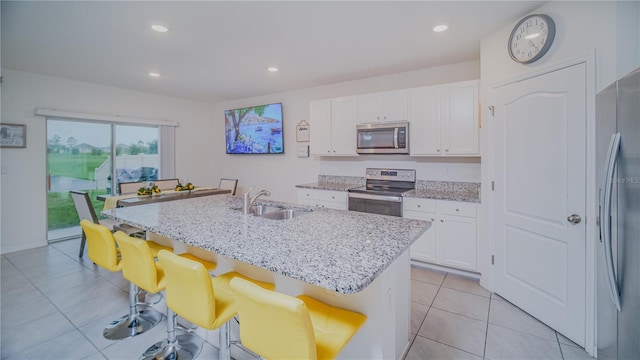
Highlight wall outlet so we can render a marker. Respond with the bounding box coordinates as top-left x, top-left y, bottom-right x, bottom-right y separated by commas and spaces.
296, 145, 309, 158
